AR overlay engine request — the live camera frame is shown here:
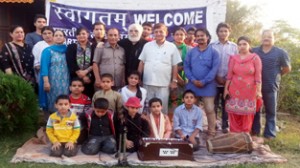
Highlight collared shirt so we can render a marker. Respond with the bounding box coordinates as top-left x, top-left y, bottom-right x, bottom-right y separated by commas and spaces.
184, 45, 220, 97
93, 42, 125, 87
90, 112, 112, 136
25, 32, 43, 49
46, 110, 80, 143
211, 40, 238, 82
253, 46, 290, 92
173, 104, 203, 136
139, 40, 182, 86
